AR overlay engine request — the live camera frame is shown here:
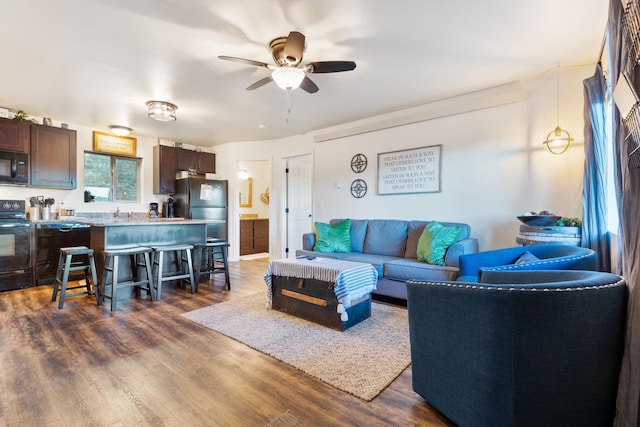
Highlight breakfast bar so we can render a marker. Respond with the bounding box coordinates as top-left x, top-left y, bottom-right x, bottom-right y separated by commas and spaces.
77, 218, 208, 299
